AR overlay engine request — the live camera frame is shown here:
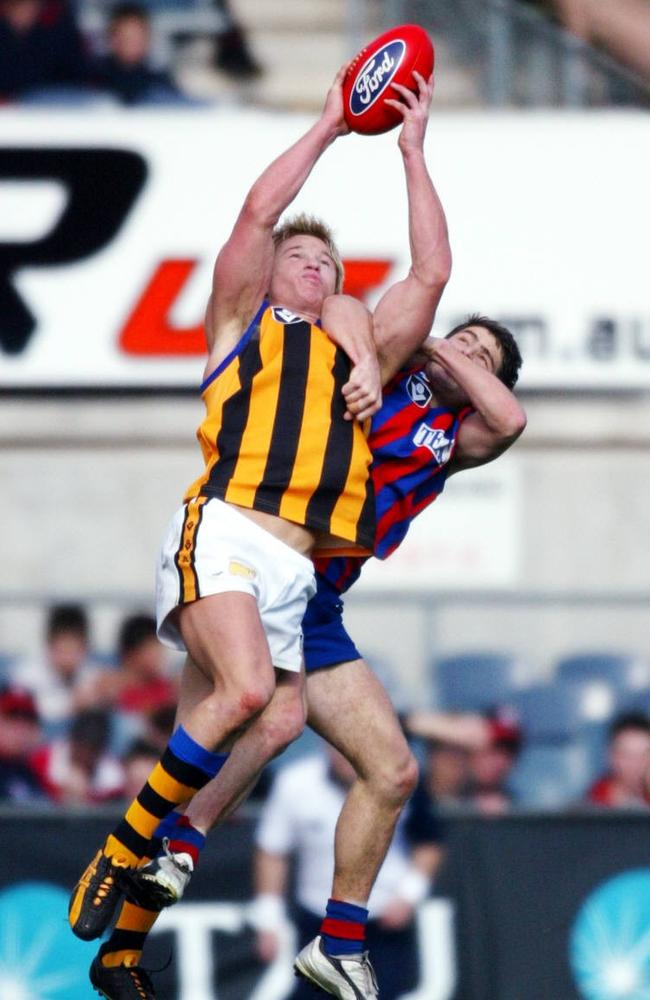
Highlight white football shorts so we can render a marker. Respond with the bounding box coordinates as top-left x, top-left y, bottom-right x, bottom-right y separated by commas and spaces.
156, 496, 316, 672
